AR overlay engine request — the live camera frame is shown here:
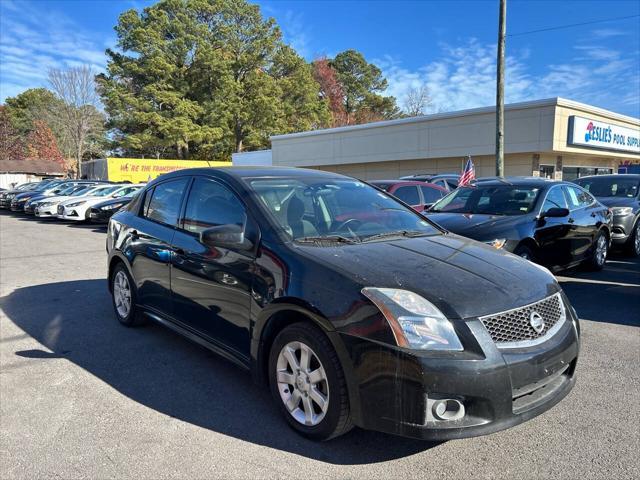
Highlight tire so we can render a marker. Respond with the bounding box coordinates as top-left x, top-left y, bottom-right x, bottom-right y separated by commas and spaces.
624, 220, 640, 257
110, 263, 145, 327
585, 230, 608, 271
514, 244, 536, 262
268, 322, 352, 441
